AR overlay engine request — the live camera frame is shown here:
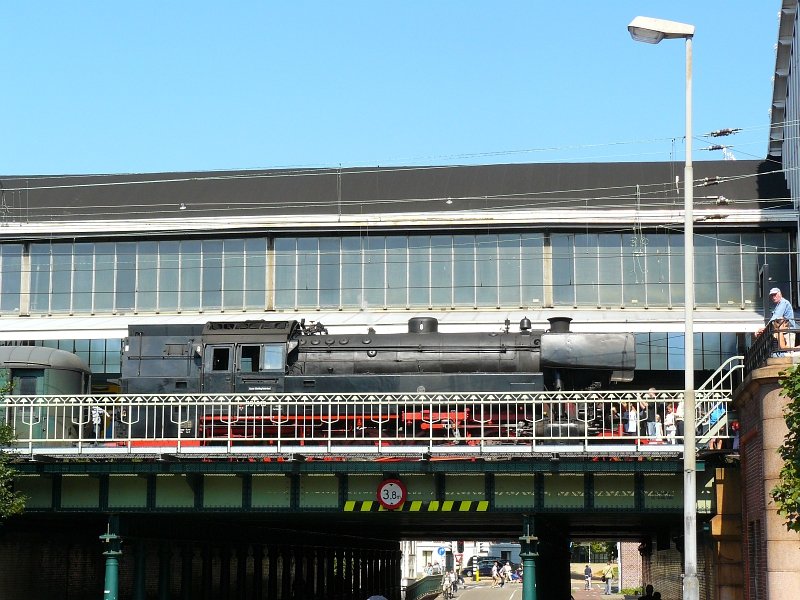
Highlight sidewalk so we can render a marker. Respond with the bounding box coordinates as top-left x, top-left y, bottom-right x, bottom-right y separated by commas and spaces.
571, 582, 626, 600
